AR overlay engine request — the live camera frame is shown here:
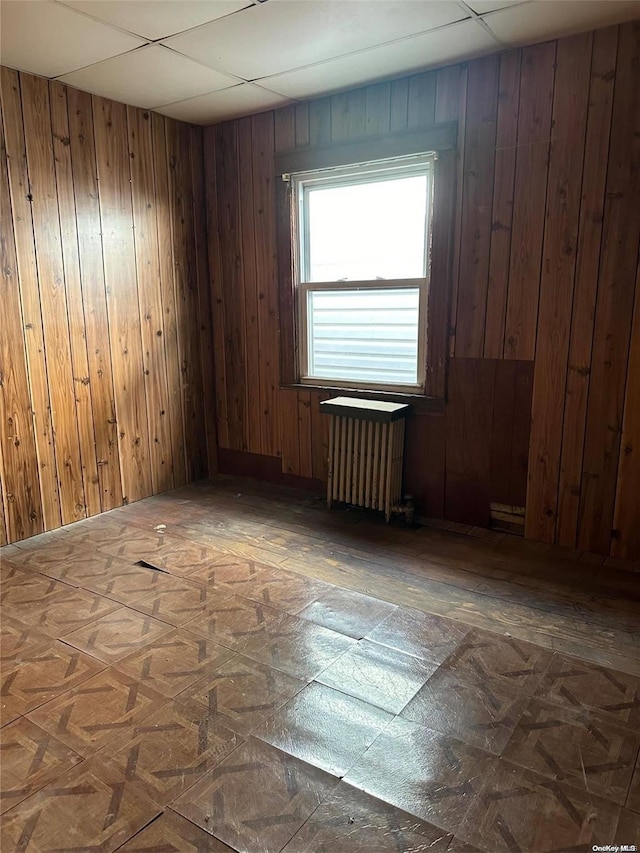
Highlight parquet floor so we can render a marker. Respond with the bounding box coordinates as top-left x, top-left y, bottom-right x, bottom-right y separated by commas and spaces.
1, 476, 639, 852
